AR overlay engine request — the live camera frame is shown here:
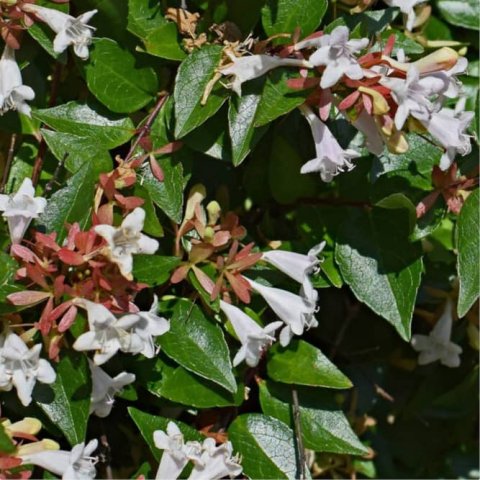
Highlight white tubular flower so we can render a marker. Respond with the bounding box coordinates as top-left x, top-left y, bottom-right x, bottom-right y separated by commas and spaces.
245, 278, 318, 348
219, 53, 312, 96
0, 46, 35, 117
422, 99, 474, 170
95, 207, 159, 280
73, 299, 143, 365
154, 422, 202, 480
188, 438, 242, 480
262, 242, 325, 305
0, 178, 47, 244
88, 360, 135, 418
219, 300, 282, 367
122, 295, 170, 358
300, 105, 360, 182
0, 331, 56, 407
21, 439, 98, 480
411, 299, 462, 368
380, 66, 448, 129
352, 110, 385, 156
383, 0, 427, 31
22, 4, 97, 60
295, 26, 368, 88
